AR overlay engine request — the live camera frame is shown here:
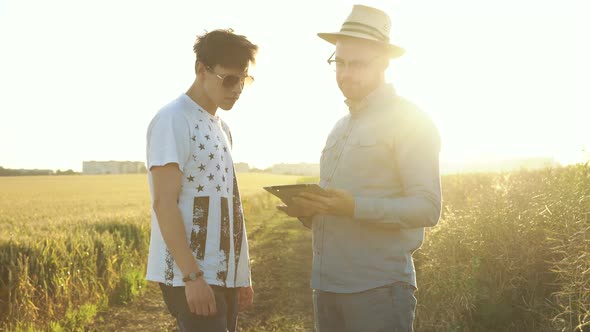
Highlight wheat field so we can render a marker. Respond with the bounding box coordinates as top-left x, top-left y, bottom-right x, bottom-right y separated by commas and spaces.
1, 166, 589, 331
